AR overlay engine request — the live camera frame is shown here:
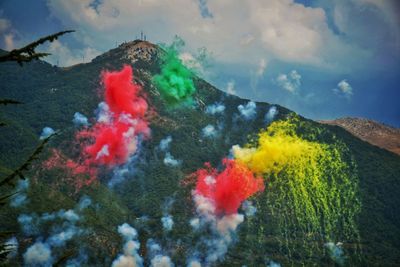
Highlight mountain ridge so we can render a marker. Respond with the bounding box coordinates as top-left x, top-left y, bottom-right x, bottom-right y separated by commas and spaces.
320, 117, 400, 155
